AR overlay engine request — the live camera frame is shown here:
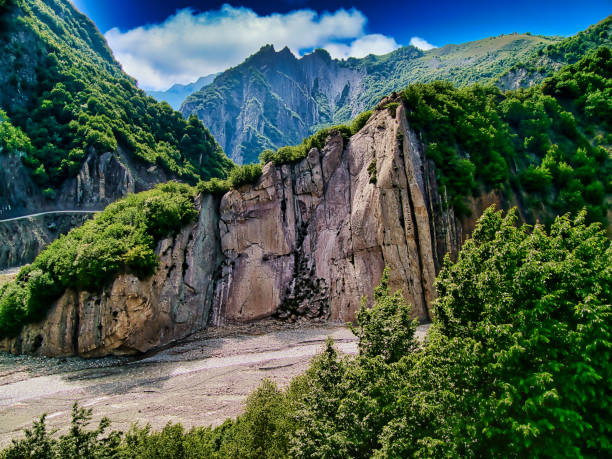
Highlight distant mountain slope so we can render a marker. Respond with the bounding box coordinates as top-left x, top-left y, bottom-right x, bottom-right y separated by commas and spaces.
181, 33, 562, 163
147, 73, 219, 110
497, 15, 612, 89
0, 0, 233, 207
